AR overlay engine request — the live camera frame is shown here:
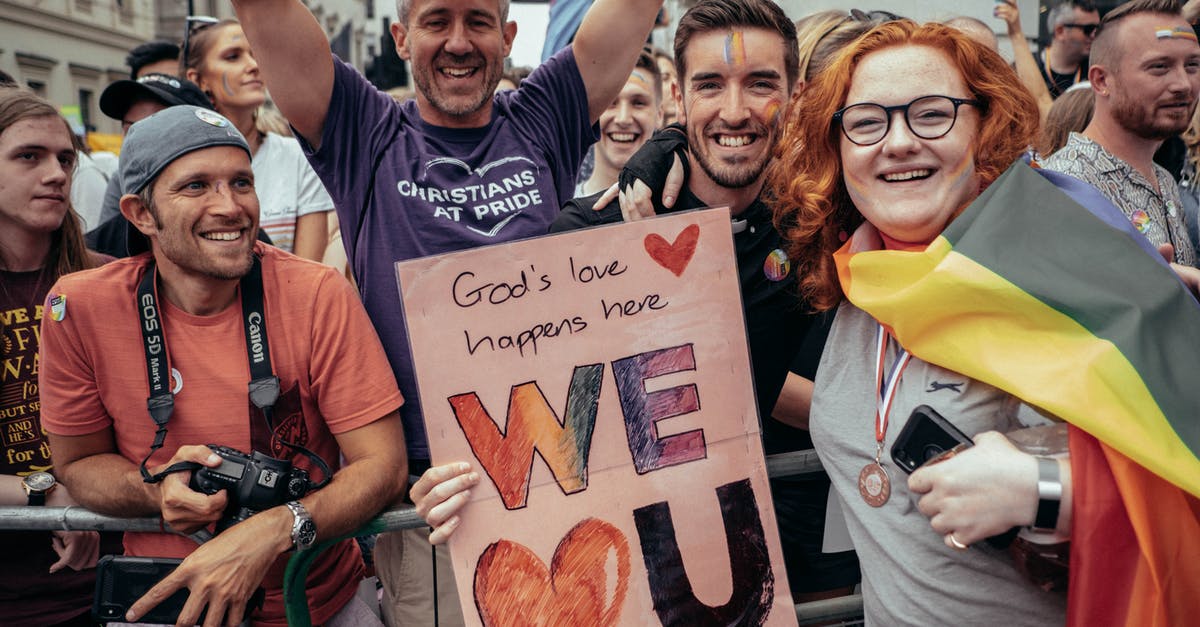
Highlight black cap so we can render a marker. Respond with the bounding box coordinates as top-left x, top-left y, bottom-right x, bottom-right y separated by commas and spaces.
99, 73, 212, 121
